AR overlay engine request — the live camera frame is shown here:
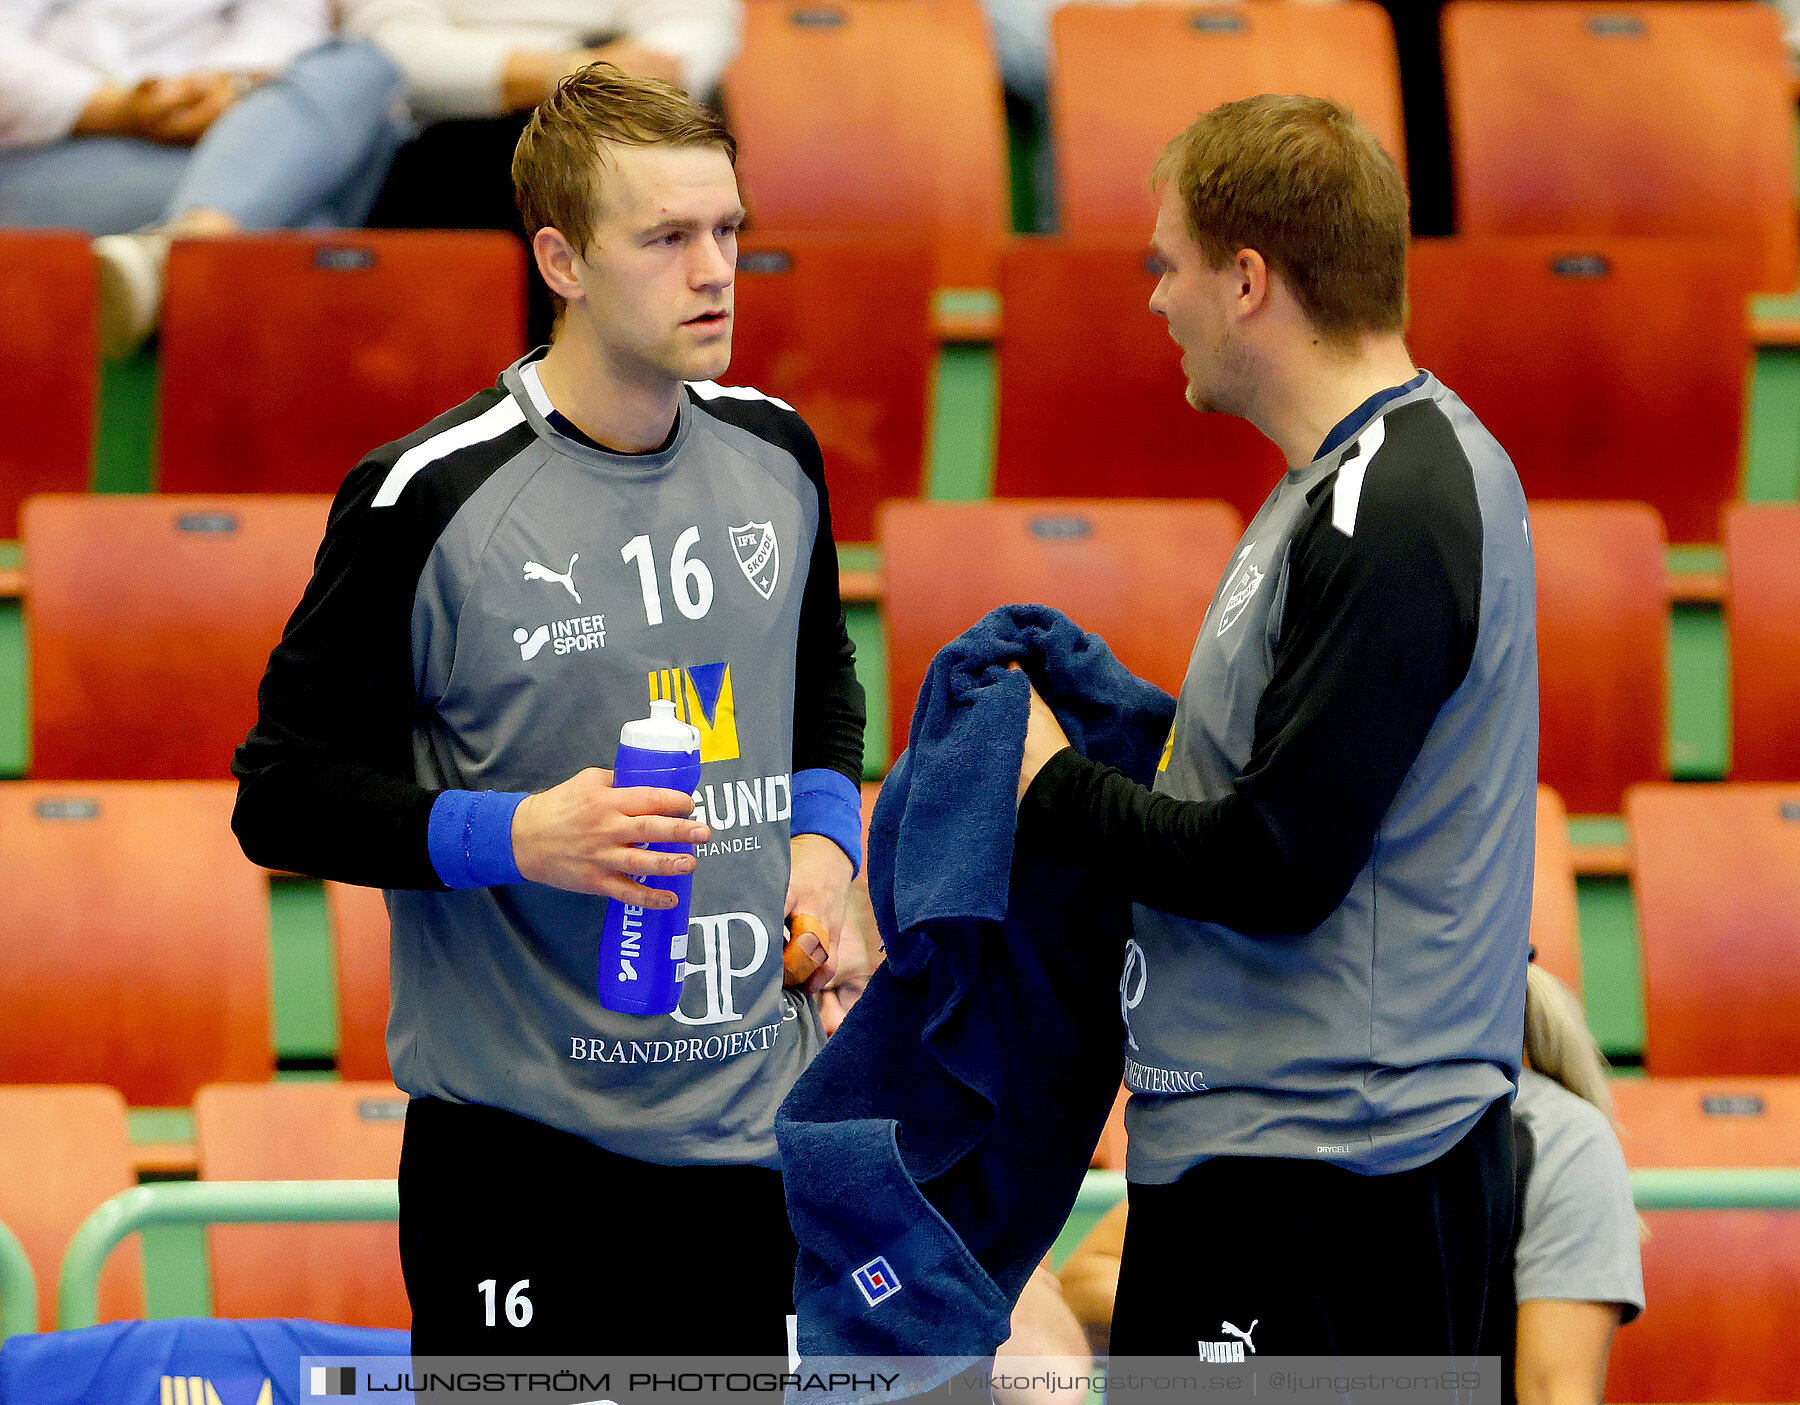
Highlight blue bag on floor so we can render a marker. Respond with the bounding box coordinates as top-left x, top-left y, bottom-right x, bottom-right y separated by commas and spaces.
0, 1318, 410, 1405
